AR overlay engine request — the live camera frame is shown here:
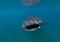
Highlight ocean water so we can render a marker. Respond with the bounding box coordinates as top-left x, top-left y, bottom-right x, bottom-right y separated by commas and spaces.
0, 0, 60, 42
